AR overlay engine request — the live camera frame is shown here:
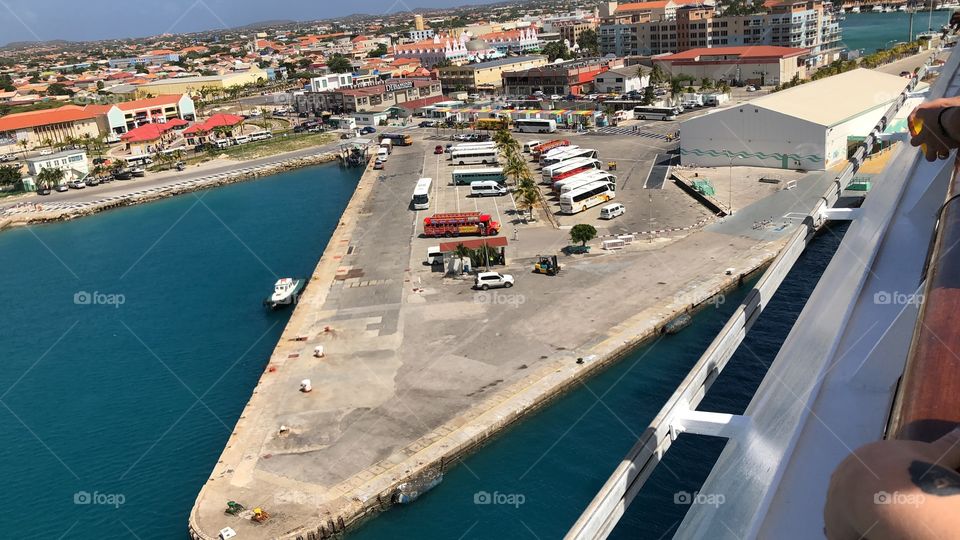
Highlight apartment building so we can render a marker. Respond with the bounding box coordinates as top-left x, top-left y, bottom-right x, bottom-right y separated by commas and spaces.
502, 57, 625, 97
438, 56, 549, 93
599, 0, 841, 67
293, 78, 444, 114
